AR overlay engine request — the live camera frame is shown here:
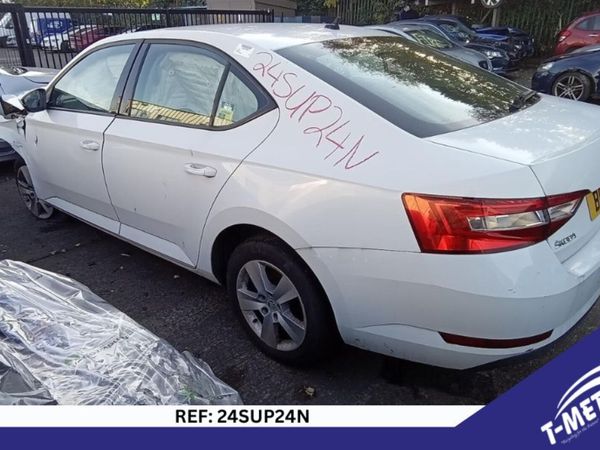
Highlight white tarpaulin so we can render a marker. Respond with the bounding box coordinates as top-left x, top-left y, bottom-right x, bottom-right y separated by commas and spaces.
0, 260, 241, 405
